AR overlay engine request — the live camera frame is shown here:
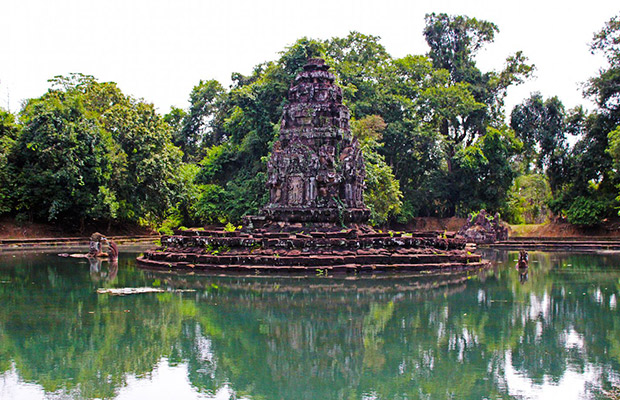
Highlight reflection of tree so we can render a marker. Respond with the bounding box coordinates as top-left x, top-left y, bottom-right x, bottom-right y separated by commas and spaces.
0, 253, 198, 399
185, 289, 367, 400
177, 253, 620, 399
489, 251, 620, 392
362, 301, 394, 372
2, 251, 620, 399
0, 327, 11, 374
155, 272, 513, 400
